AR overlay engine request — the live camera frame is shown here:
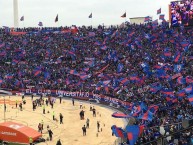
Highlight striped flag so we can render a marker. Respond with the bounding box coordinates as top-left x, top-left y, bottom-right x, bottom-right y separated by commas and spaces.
159, 14, 165, 20
111, 125, 126, 138
186, 76, 193, 84
0, 78, 3, 84
144, 16, 150, 22
79, 74, 90, 80
187, 94, 193, 105
0, 43, 5, 48
5, 74, 14, 79
177, 77, 186, 84
177, 90, 186, 97
157, 8, 161, 14
184, 85, 193, 94
138, 111, 154, 121
125, 125, 144, 145
34, 69, 42, 77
